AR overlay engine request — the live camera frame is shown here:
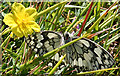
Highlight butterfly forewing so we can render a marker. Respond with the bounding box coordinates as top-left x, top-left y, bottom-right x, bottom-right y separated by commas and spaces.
25, 31, 62, 56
